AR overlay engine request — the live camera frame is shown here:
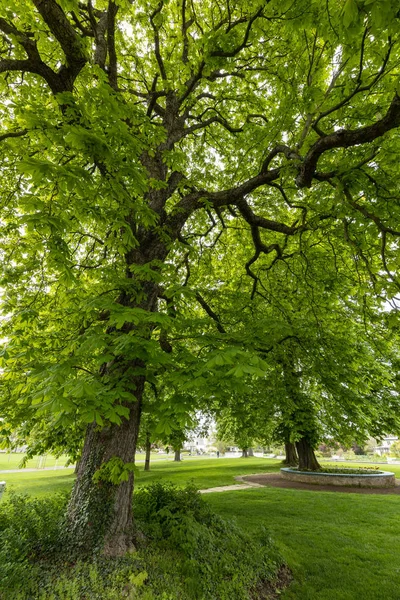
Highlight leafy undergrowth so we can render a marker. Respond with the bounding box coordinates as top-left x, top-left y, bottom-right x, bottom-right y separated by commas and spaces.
297, 466, 381, 475
0, 484, 285, 600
